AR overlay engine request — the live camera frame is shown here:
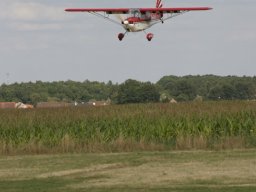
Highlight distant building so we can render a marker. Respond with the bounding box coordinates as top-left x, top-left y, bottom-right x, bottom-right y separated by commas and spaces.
0, 102, 16, 109
170, 98, 177, 104
16, 102, 34, 109
87, 99, 111, 107
194, 95, 203, 102
36, 102, 72, 108
0, 102, 34, 109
